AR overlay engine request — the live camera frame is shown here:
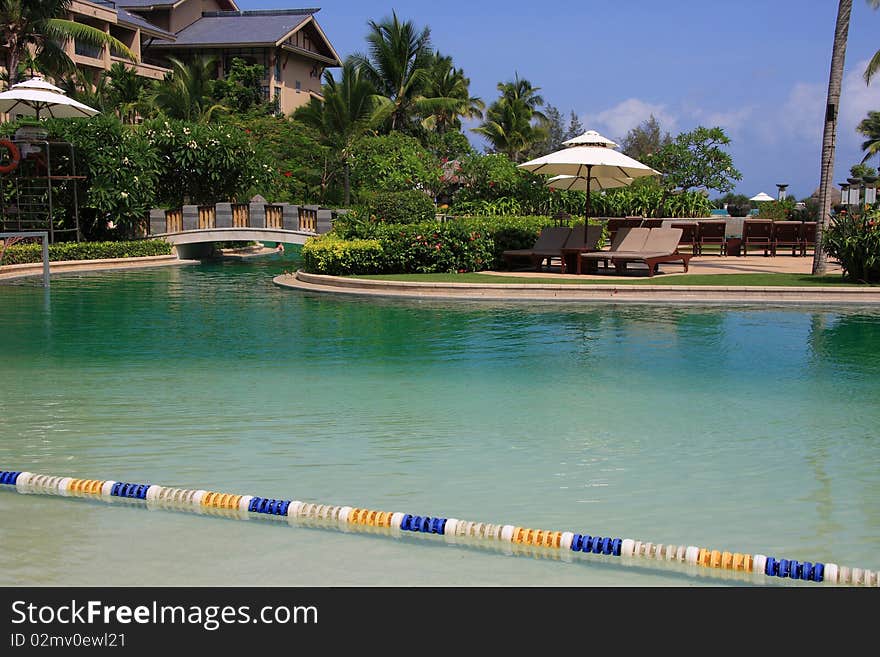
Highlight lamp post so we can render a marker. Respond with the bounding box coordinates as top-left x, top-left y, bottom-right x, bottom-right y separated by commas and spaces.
847, 177, 864, 211
864, 175, 878, 207
838, 182, 850, 207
